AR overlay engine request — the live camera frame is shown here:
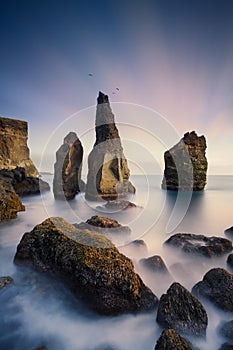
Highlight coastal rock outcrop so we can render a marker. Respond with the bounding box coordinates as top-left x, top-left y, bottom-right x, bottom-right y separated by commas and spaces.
74, 215, 131, 235
154, 329, 193, 350
0, 116, 38, 177
85, 92, 135, 200
0, 176, 25, 221
0, 276, 13, 289
139, 255, 169, 274
53, 132, 84, 200
14, 217, 157, 315
162, 131, 208, 191
165, 233, 232, 258
156, 282, 208, 336
192, 268, 233, 312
